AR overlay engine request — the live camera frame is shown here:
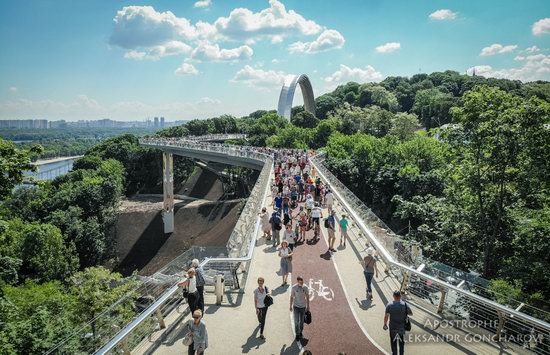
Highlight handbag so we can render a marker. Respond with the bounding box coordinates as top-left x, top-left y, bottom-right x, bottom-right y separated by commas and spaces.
183, 321, 194, 346
264, 287, 274, 307
304, 310, 312, 324
404, 302, 411, 332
